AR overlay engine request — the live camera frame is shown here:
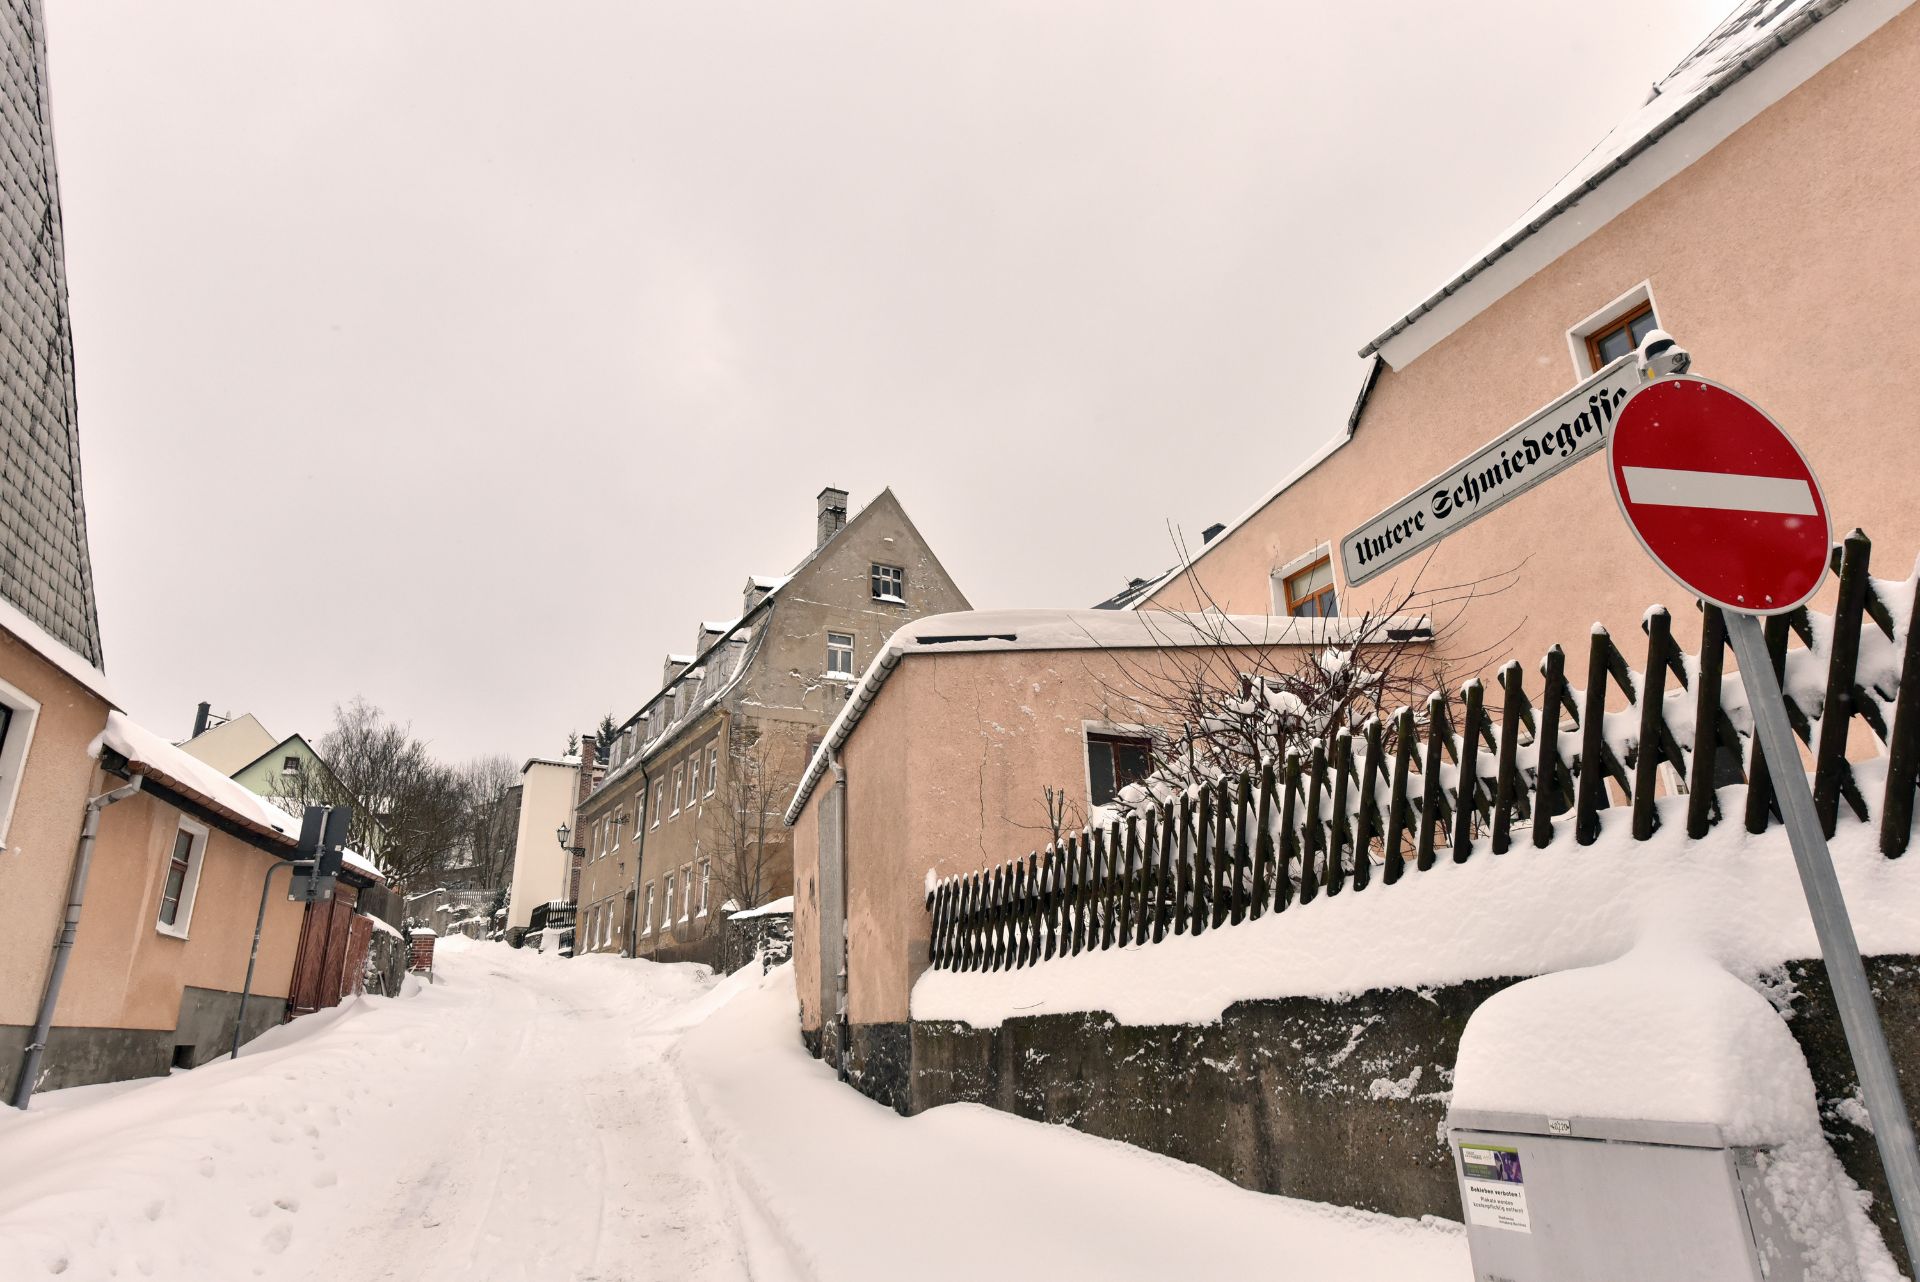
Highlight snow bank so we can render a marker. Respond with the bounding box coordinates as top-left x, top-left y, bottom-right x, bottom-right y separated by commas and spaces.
672, 964, 1468, 1282
1453, 943, 1903, 1282
912, 786, 1920, 1028
1454, 942, 1813, 1142
728, 895, 793, 920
